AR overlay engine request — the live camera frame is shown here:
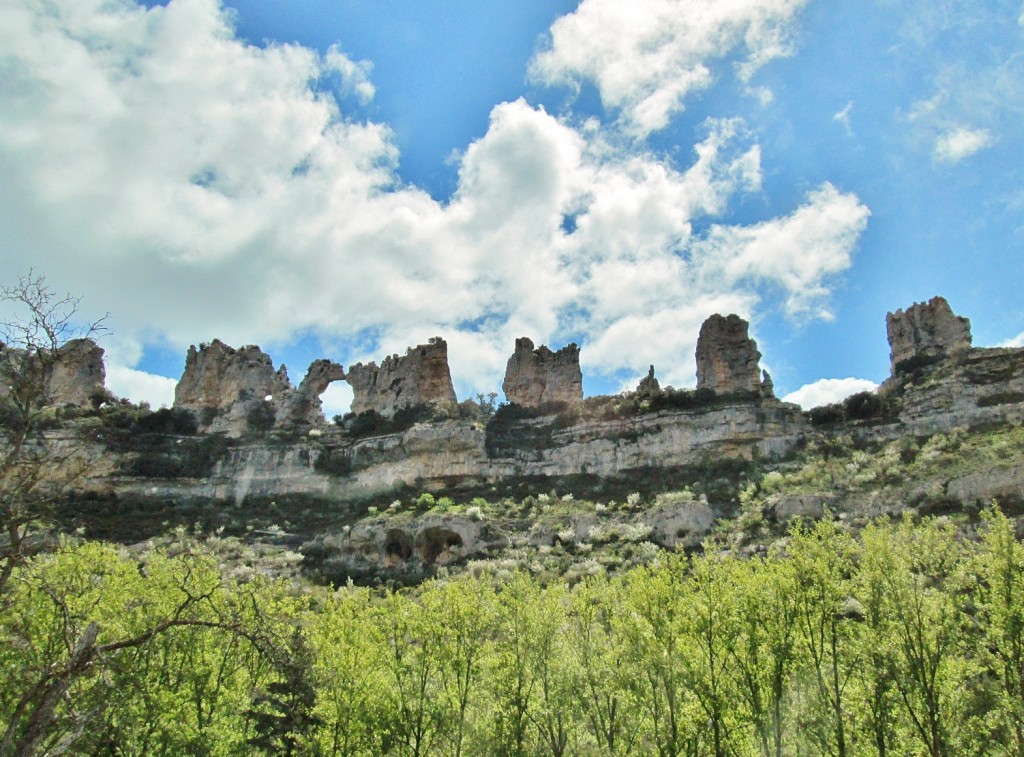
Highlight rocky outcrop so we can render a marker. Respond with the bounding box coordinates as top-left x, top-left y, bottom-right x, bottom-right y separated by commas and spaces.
502, 338, 583, 408
175, 340, 289, 412
696, 314, 772, 396
173, 342, 347, 435
0, 338, 105, 408
173, 340, 292, 436
887, 296, 972, 375
637, 365, 660, 394
46, 339, 106, 407
347, 338, 457, 419
278, 360, 346, 427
